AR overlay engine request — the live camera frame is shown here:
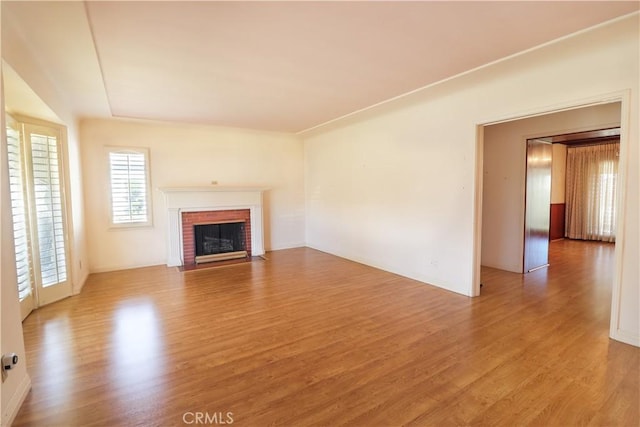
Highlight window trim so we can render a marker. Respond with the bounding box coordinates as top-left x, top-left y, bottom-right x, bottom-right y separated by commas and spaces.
106, 146, 153, 229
